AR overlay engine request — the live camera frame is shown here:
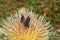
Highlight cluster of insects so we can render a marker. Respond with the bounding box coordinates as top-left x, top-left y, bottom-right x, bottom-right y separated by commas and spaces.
21, 14, 31, 28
